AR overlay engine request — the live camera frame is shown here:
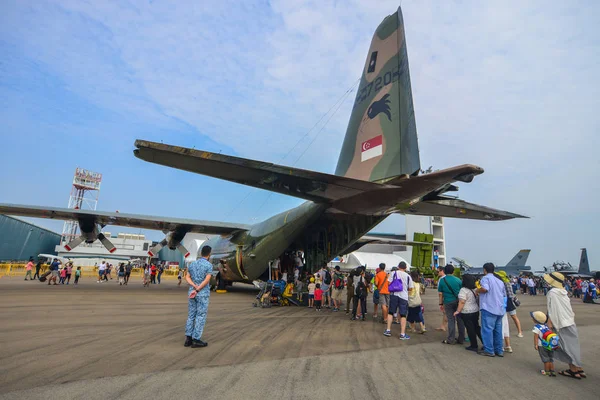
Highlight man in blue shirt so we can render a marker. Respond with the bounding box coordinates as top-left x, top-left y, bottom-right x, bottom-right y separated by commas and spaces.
184, 246, 214, 348
48, 258, 61, 285
477, 263, 507, 357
